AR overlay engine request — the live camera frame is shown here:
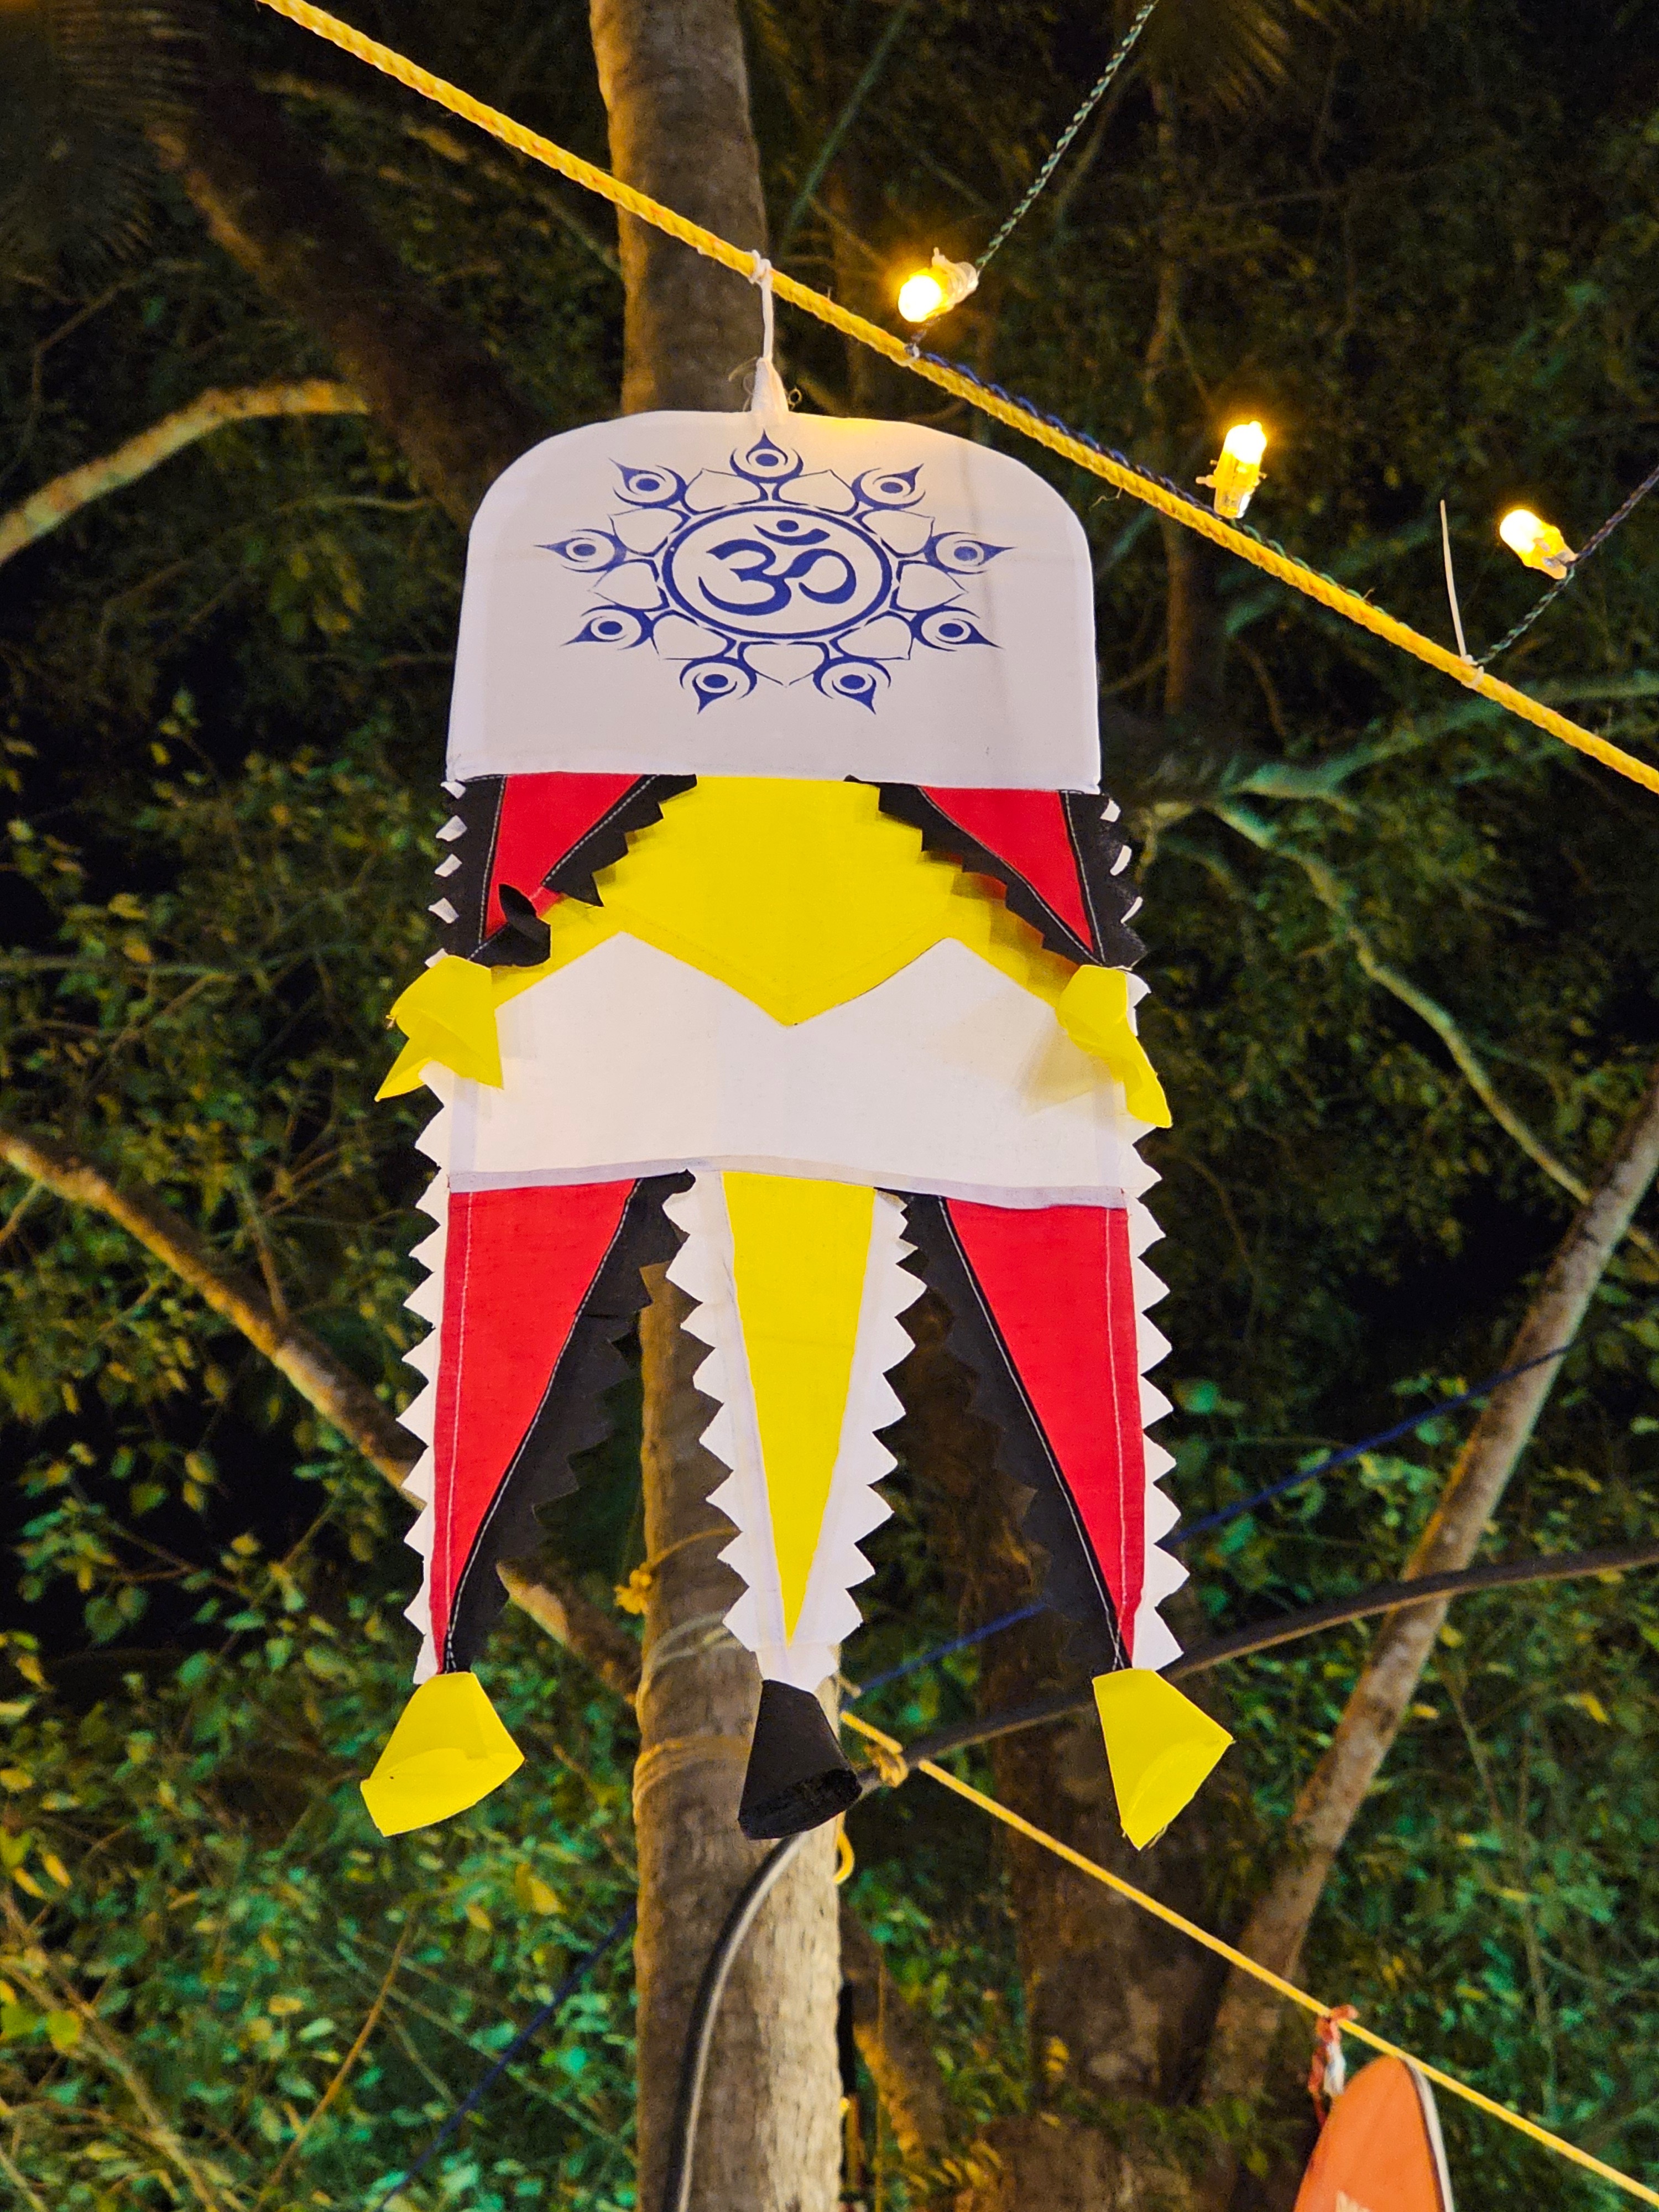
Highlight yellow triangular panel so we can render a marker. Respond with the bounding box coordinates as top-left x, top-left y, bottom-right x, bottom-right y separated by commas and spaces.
360, 1671, 524, 1835
1093, 1668, 1232, 1848
724, 1173, 876, 1638
1055, 967, 1172, 1126
378, 955, 503, 1097
594, 777, 1072, 1023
